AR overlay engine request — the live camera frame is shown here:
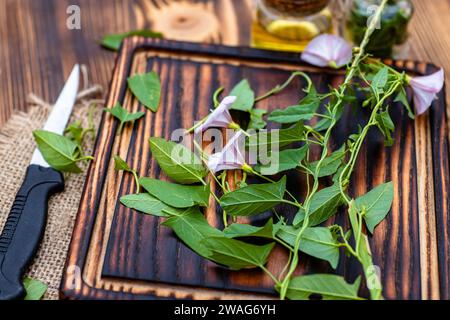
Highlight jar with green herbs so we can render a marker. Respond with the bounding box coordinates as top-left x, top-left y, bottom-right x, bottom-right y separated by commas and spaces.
345, 0, 413, 58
